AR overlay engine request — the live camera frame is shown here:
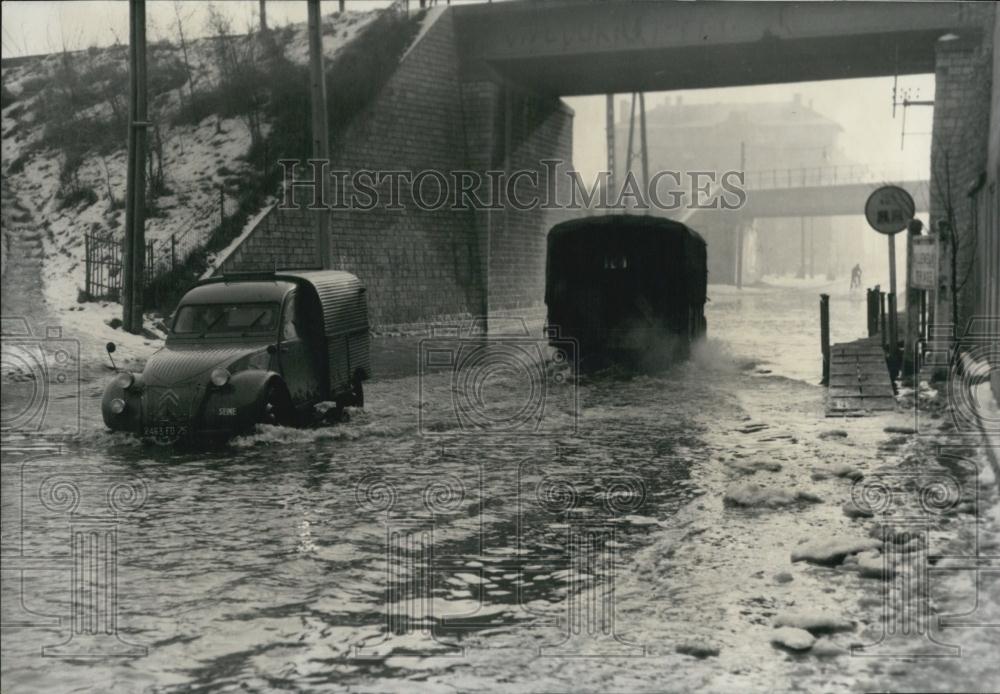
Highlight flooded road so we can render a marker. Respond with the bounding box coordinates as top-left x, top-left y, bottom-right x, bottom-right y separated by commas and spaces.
4, 281, 997, 692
